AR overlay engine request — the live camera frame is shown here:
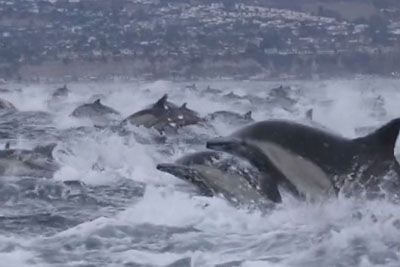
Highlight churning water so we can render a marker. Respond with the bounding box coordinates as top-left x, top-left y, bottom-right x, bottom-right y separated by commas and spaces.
1, 78, 400, 267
